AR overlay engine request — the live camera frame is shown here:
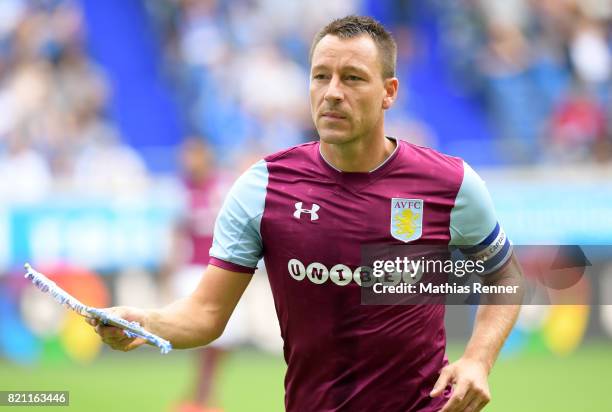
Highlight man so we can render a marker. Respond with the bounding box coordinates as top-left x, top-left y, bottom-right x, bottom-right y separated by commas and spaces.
90, 16, 523, 412
161, 137, 244, 412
